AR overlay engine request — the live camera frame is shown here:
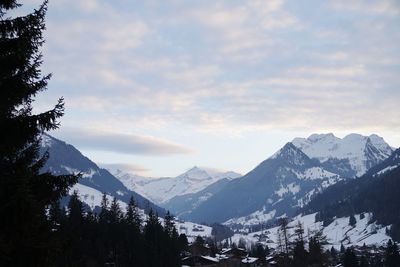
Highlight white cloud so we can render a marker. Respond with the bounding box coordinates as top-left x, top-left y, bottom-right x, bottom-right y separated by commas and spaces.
56, 128, 194, 156
331, 0, 400, 16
